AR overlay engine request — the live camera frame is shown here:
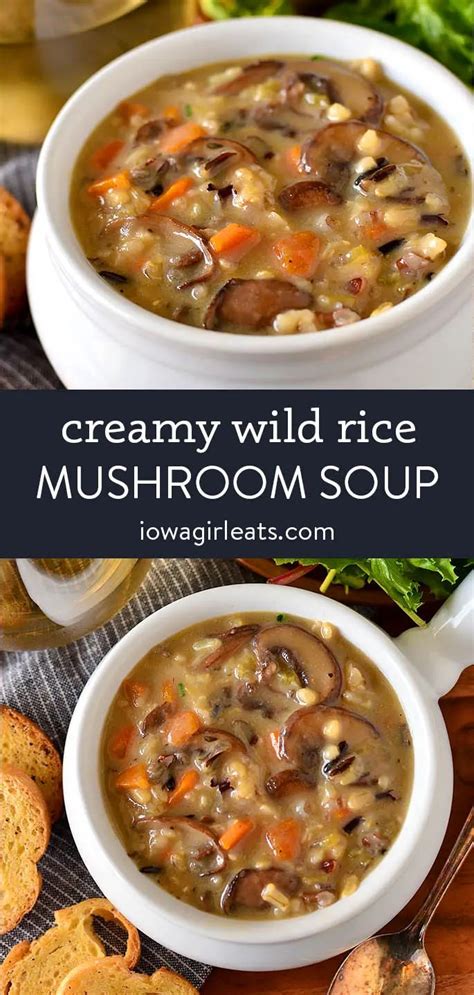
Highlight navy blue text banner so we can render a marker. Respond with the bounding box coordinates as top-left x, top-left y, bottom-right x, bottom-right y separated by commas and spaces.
0, 390, 471, 556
